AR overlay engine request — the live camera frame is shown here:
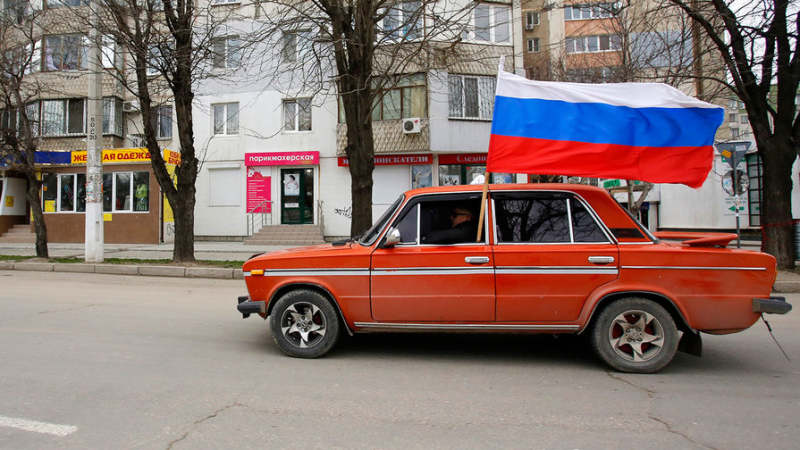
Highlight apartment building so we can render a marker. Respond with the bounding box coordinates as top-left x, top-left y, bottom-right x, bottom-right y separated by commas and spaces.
0, 0, 180, 243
